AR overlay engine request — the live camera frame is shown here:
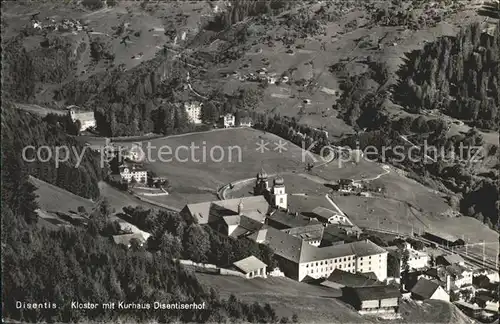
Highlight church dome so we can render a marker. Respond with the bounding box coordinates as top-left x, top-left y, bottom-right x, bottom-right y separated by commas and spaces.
257, 168, 268, 180
273, 176, 284, 185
